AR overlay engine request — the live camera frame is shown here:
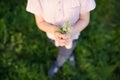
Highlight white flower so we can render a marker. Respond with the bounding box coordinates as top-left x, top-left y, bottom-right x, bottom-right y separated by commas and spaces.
55, 21, 73, 49
59, 21, 71, 34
